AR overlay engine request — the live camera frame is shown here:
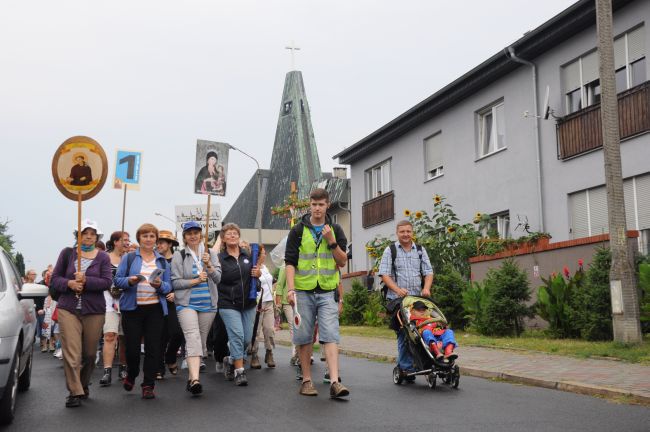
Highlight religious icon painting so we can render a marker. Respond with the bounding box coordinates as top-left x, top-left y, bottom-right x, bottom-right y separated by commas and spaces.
194, 140, 229, 196
51, 136, 108, 201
